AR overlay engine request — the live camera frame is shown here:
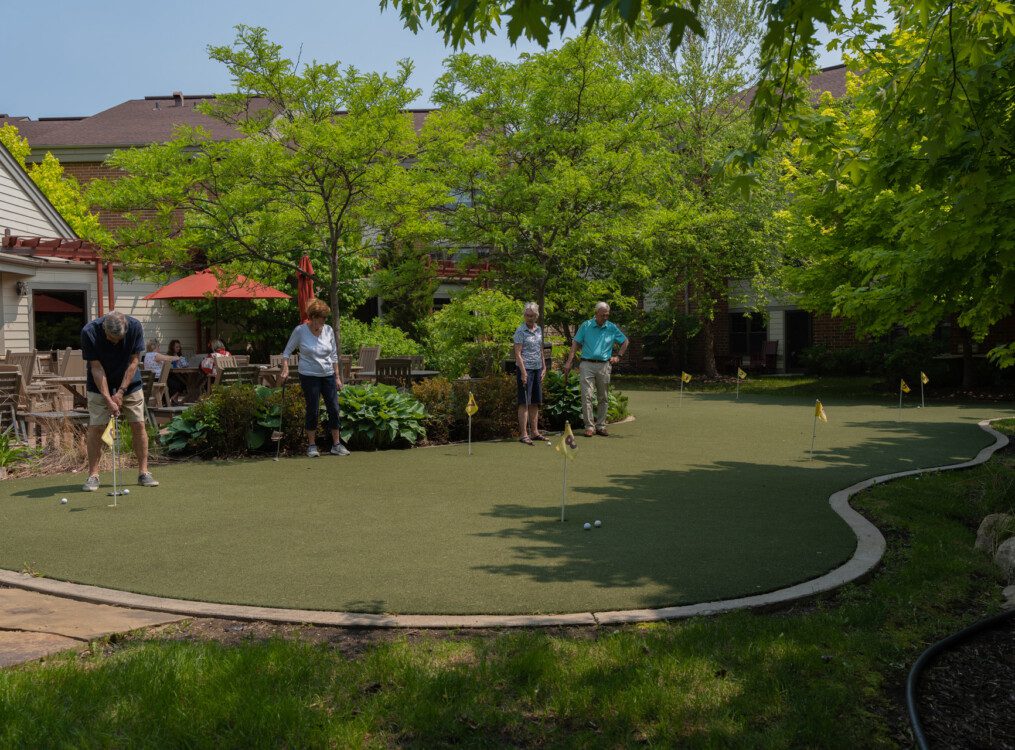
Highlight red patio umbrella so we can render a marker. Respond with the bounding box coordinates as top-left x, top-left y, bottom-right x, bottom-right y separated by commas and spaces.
297, 255, 315, 323
143, 269, 290, 300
